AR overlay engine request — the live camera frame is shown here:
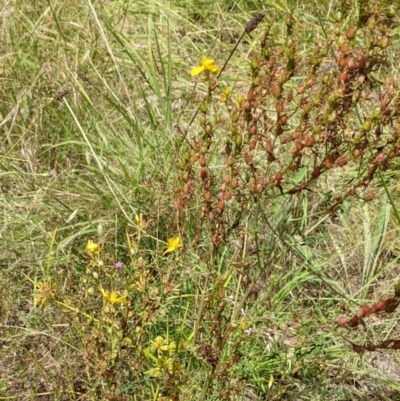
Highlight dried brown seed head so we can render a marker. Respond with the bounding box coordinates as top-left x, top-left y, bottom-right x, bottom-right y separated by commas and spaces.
245, 10, 266, 34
